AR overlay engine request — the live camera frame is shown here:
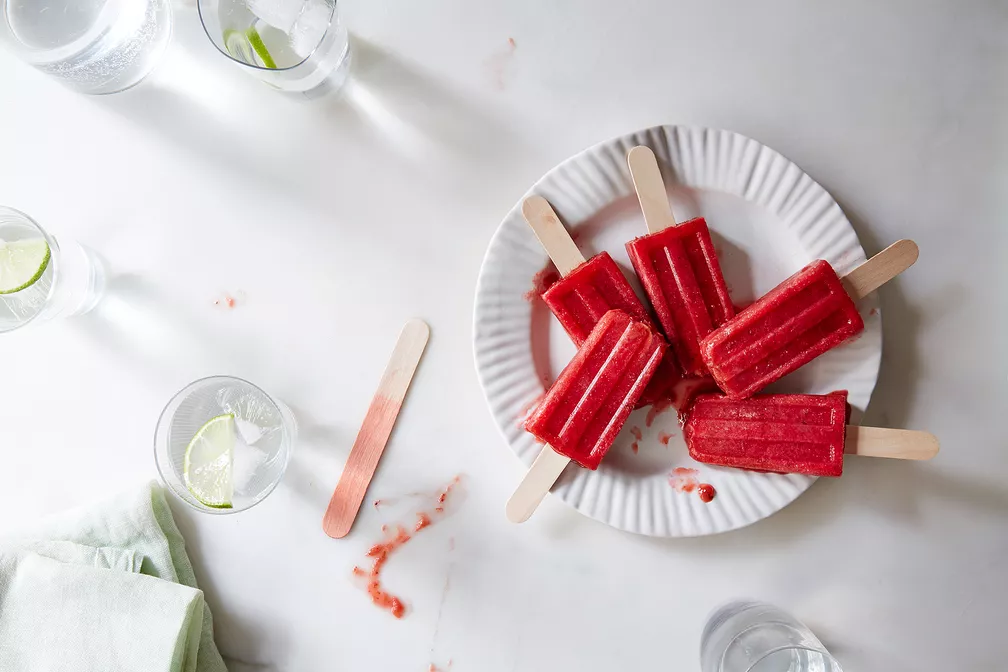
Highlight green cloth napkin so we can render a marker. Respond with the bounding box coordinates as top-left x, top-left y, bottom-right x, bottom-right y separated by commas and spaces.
0, 481, 227, 672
